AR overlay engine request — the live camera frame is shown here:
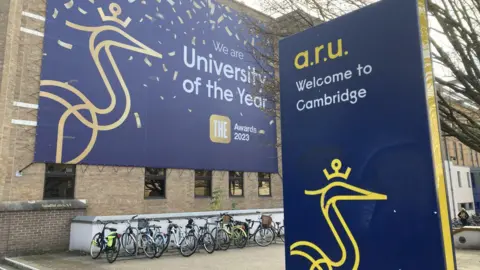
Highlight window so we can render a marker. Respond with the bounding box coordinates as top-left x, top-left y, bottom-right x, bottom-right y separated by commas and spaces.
460, 203, 467, 210
469, 203, 474, 210
467, 172, 471, 188
144, 168, 166, 199
453, 142, 458, 165
458, 171, 462, 187
229, 171, 244, 197
471, 148, 475, 167
195, 170, 212, 197
258, 173, 272, 197
44, 163, 75, 199
460, 143, 465, 165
